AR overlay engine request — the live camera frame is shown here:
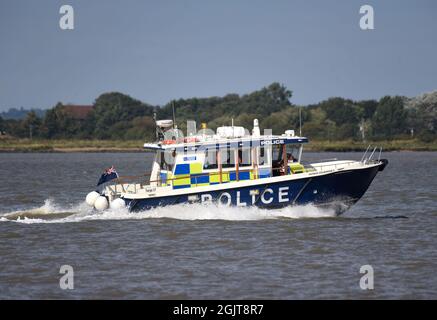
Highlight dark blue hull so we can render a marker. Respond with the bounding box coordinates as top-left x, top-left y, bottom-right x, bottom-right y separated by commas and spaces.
124, 164, 382, 215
